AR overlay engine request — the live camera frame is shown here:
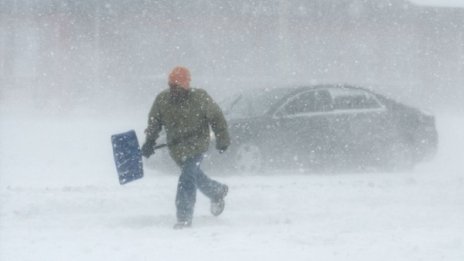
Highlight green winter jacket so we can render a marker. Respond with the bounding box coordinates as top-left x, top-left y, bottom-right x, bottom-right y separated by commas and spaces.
144, 88, 230, 166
